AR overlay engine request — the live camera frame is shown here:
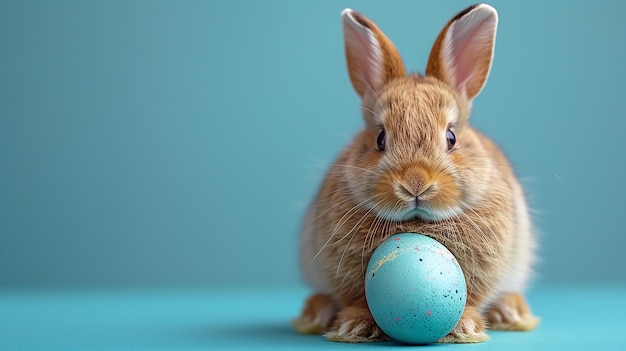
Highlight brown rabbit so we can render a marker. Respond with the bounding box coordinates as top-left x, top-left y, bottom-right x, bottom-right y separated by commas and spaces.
292, 4, 539, 343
